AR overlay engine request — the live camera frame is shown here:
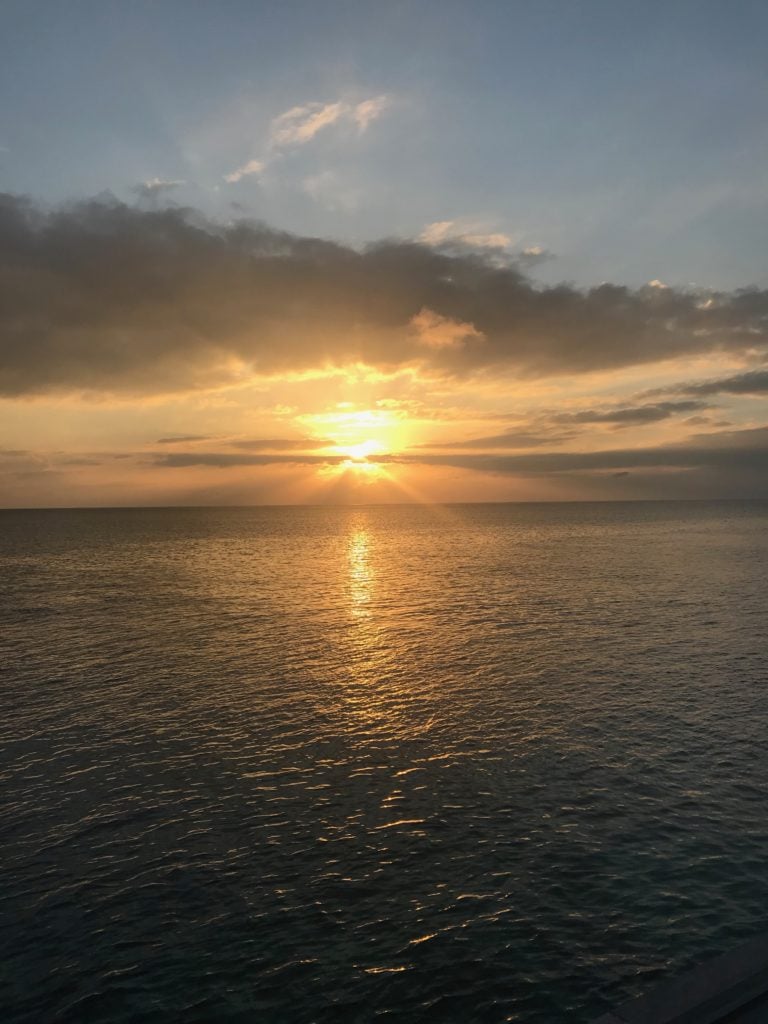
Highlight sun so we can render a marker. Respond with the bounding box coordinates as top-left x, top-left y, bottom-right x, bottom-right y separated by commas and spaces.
336, 438, 387, 477
335, 439, 385, 461
305, 408, 405, 456
299, 407, 407, 479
